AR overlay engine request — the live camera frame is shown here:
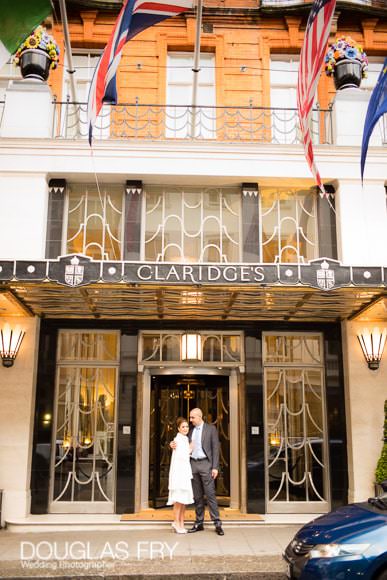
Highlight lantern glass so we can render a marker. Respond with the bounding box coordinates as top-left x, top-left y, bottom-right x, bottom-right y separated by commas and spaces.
357, 327, 387, 370
0, 323, 26, 367
181, 333, 202, 361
